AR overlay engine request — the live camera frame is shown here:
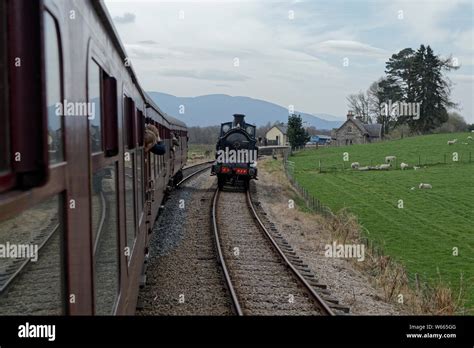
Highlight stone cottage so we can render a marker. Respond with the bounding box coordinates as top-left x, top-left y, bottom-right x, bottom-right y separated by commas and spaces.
333, 111, 382, 146
265, 124, 288, 145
